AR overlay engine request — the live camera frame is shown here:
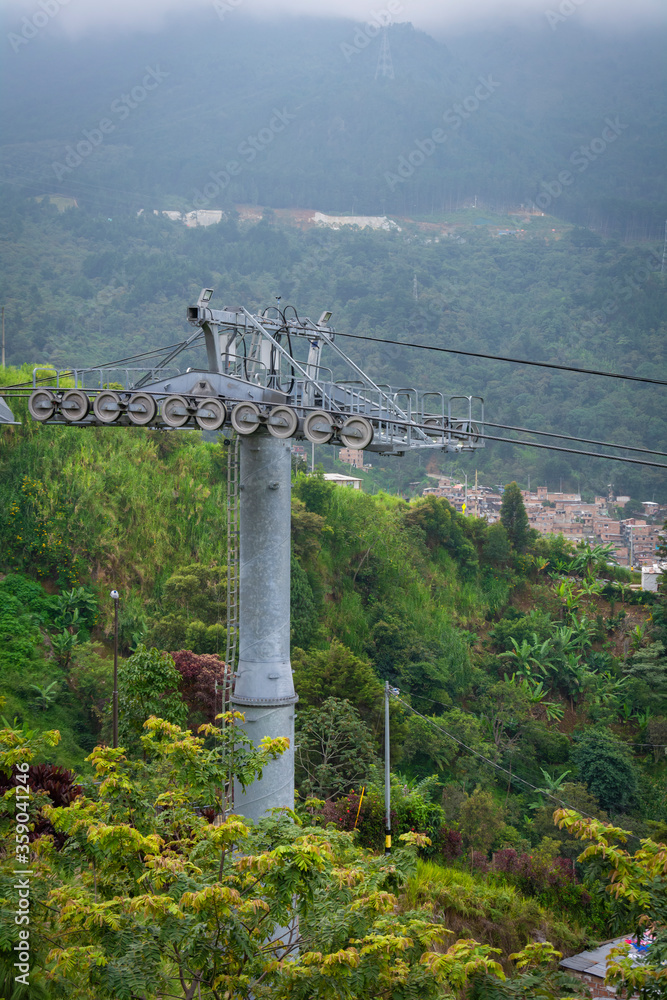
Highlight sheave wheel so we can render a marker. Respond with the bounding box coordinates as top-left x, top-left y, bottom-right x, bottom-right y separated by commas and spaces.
28, 389, 56, 422
61, 389, 90, 422
303, 410, 334, 444
162, 394, 191, 428
195, 397, 227, 431
339, 416, 373, 450
231, 402, 261, 435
